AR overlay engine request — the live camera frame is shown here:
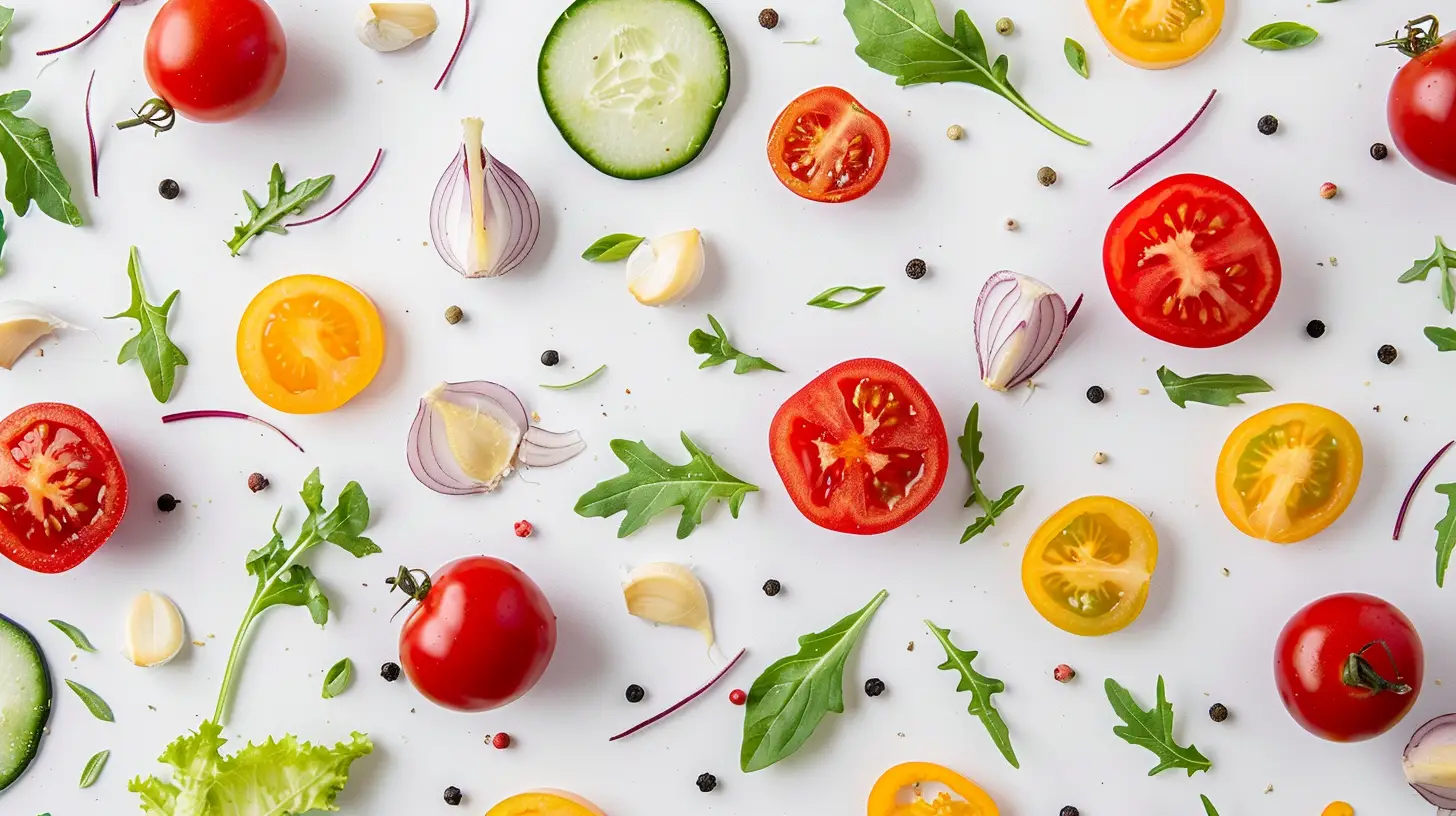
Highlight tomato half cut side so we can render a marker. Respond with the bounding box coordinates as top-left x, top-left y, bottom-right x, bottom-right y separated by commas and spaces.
1021, 496, 1158, 636
767, 87, 890, 203
0, 404, 128, 574
1087, 0, 1225, 70
769, 358, 948, 535
1104, 174, 1281, 347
